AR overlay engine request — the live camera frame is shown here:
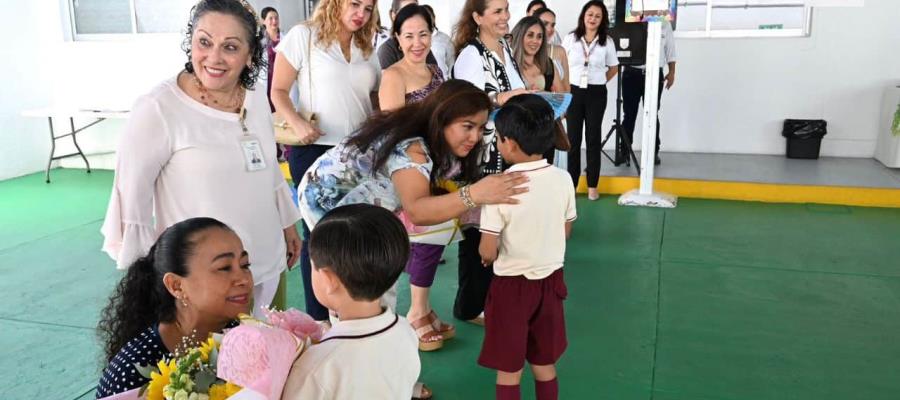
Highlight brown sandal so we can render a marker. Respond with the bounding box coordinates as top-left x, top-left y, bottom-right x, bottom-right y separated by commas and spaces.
427, 311, 456, 340
410, 314, 444, 351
